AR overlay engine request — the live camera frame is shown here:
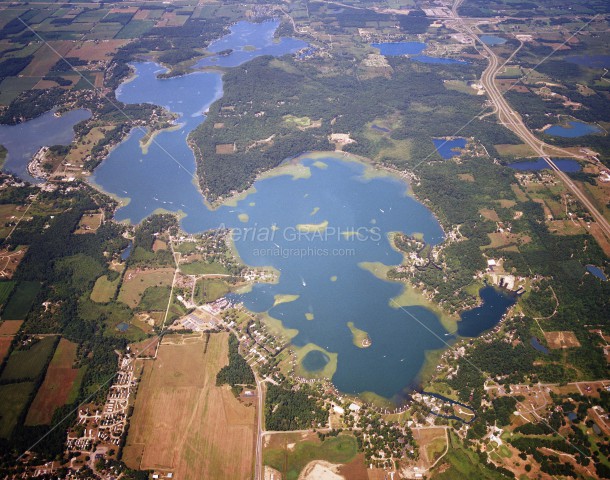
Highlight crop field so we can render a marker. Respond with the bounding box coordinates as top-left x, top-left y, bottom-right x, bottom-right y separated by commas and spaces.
1, 336, 57, 382
0, 382, 36, 438
264, 433, 358, 480
90, 275, 120, 303
0, 281, 15, 307
123, 333, 256, 479
25, 339, 80, 425
66, 39, 128, 61
118, 268, 174, 308
2, 281, 41, 320
20, 41, 73, 77
543, 331, 581, 349
0, 320, 23, 336
0, 337, 13, 363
